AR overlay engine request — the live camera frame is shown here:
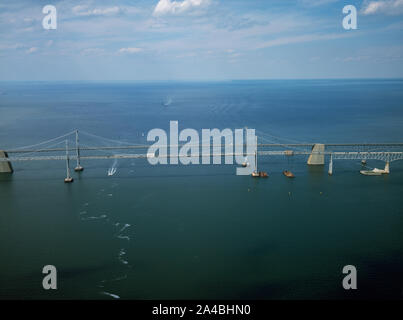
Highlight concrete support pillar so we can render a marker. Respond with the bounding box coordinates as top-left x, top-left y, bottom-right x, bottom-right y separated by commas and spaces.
328, 154, 333, 175
307, 143, 325, 165
0, 150, 13, 173
384, 161, 390, 174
